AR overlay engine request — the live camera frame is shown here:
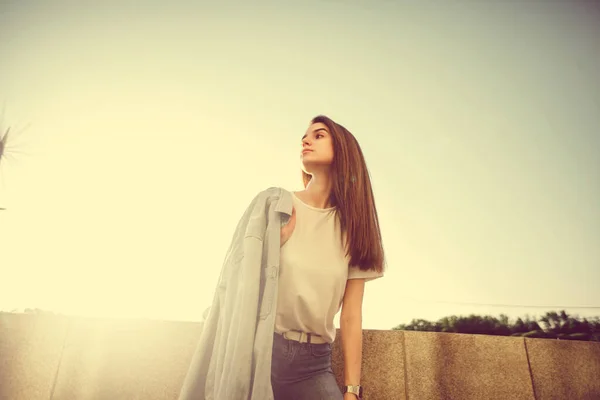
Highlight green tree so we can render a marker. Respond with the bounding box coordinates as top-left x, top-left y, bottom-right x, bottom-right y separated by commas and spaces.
393, 310, 600, 342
